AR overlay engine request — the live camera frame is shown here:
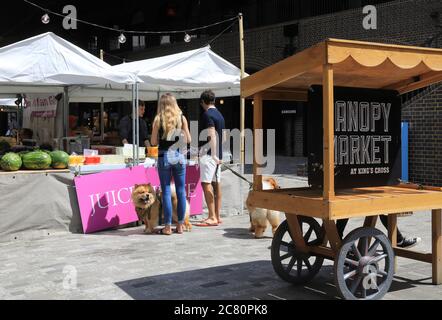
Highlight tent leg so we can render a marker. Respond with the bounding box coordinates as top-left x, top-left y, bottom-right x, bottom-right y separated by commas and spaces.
100, 97, 104, 142
253, 92, 263, 191
64, 87, 69, 138
132, 84, 136, 167
239, 12, 246, 215
135, 82, 140, 165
